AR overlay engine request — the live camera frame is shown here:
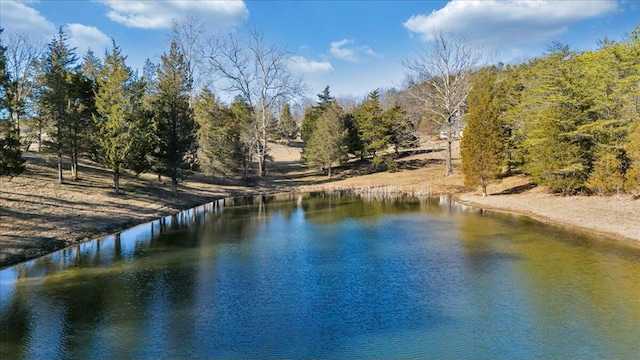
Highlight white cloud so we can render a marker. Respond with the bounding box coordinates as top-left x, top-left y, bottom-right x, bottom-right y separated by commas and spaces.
329, 39, 378, 63
0, 0, 56, 41
403, 0, 618, 47
287, 56, 334, 75
101, 0, 249, 30
66, 24, 111, 56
